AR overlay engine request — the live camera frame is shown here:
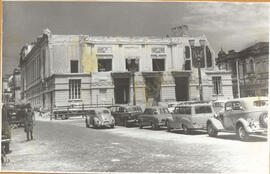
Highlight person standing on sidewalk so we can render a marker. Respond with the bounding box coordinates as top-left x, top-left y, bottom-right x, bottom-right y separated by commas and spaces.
24, 103, 35, 141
